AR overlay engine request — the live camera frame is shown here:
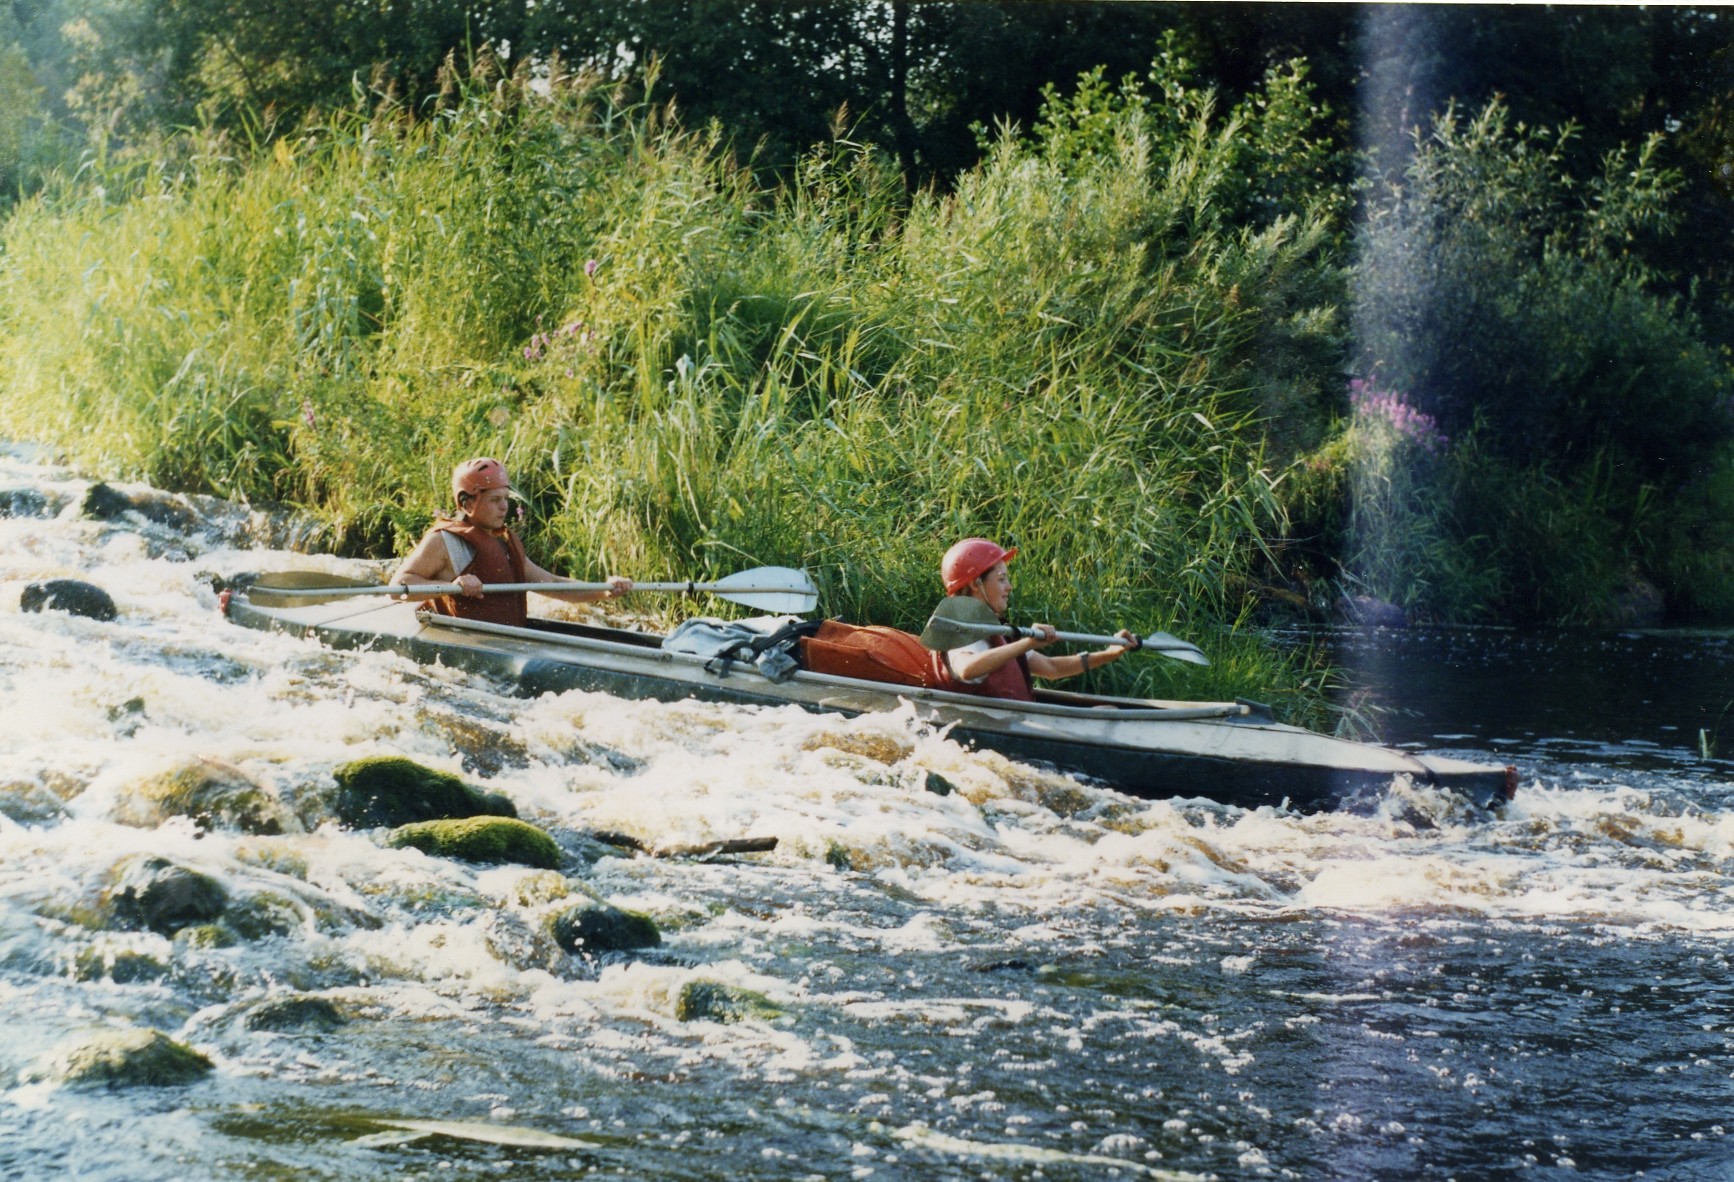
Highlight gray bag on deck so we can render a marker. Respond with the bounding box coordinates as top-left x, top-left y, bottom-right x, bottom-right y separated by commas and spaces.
659, 615, 816, 682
